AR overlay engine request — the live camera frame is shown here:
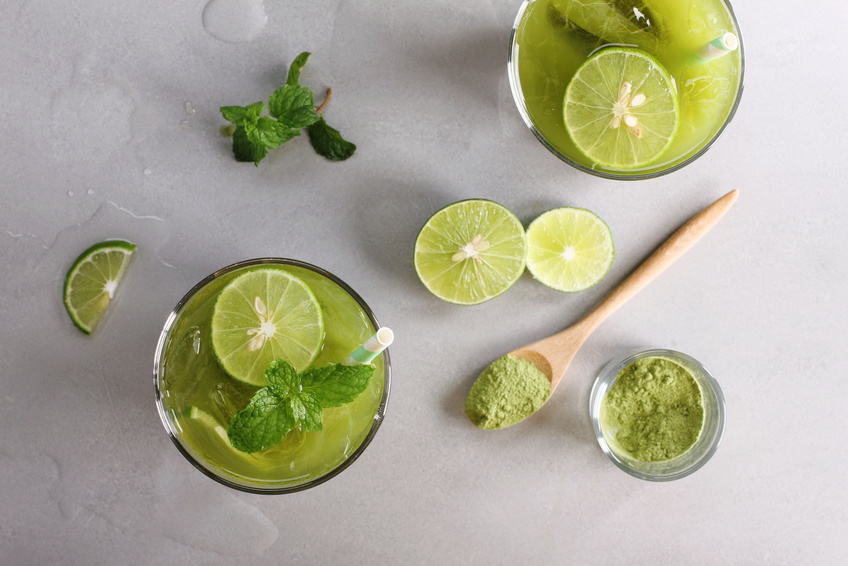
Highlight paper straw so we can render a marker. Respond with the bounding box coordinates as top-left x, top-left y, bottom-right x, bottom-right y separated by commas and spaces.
696, 32, 738, 62
344, 327, 394, 365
